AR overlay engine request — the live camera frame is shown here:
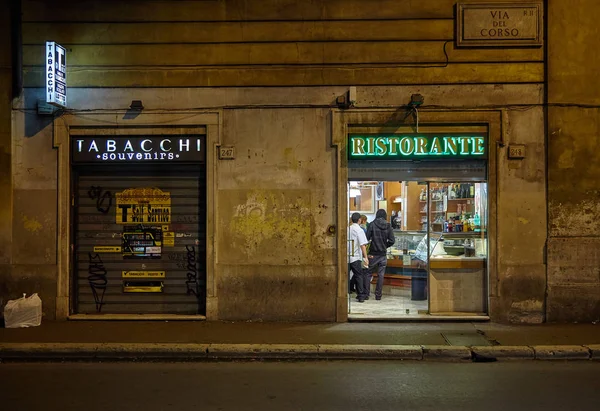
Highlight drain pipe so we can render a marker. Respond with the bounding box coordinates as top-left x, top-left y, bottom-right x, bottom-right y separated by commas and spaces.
10, 0, 22, 100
